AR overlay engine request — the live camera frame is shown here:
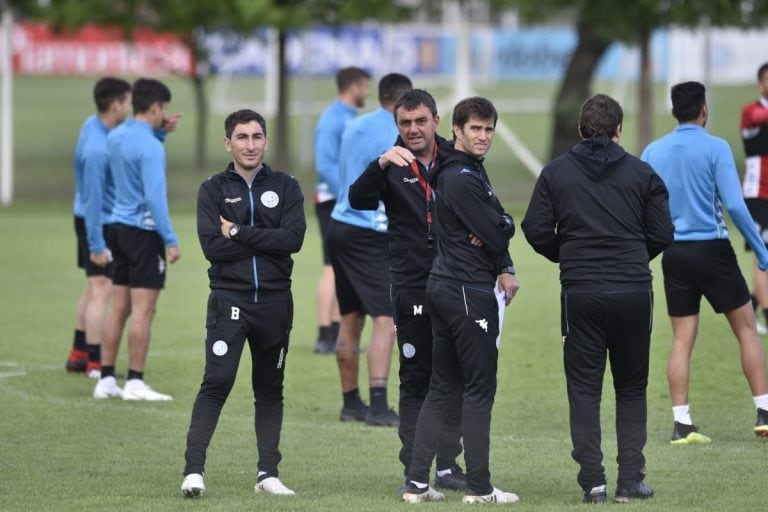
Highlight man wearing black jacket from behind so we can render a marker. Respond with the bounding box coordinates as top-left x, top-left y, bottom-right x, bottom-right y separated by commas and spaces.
401, 97, 520, 504
181, 109, 306, 498
349, 89, 467, 492
521, 94, 673, 504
